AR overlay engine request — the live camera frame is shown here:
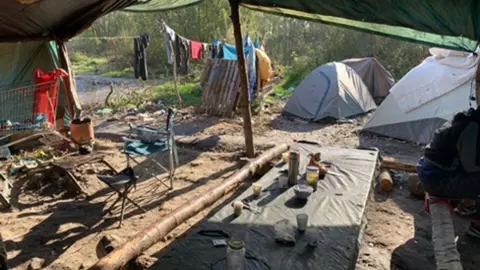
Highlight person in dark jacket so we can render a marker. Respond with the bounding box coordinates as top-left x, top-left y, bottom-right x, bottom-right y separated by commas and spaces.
417, 107, 480, 237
